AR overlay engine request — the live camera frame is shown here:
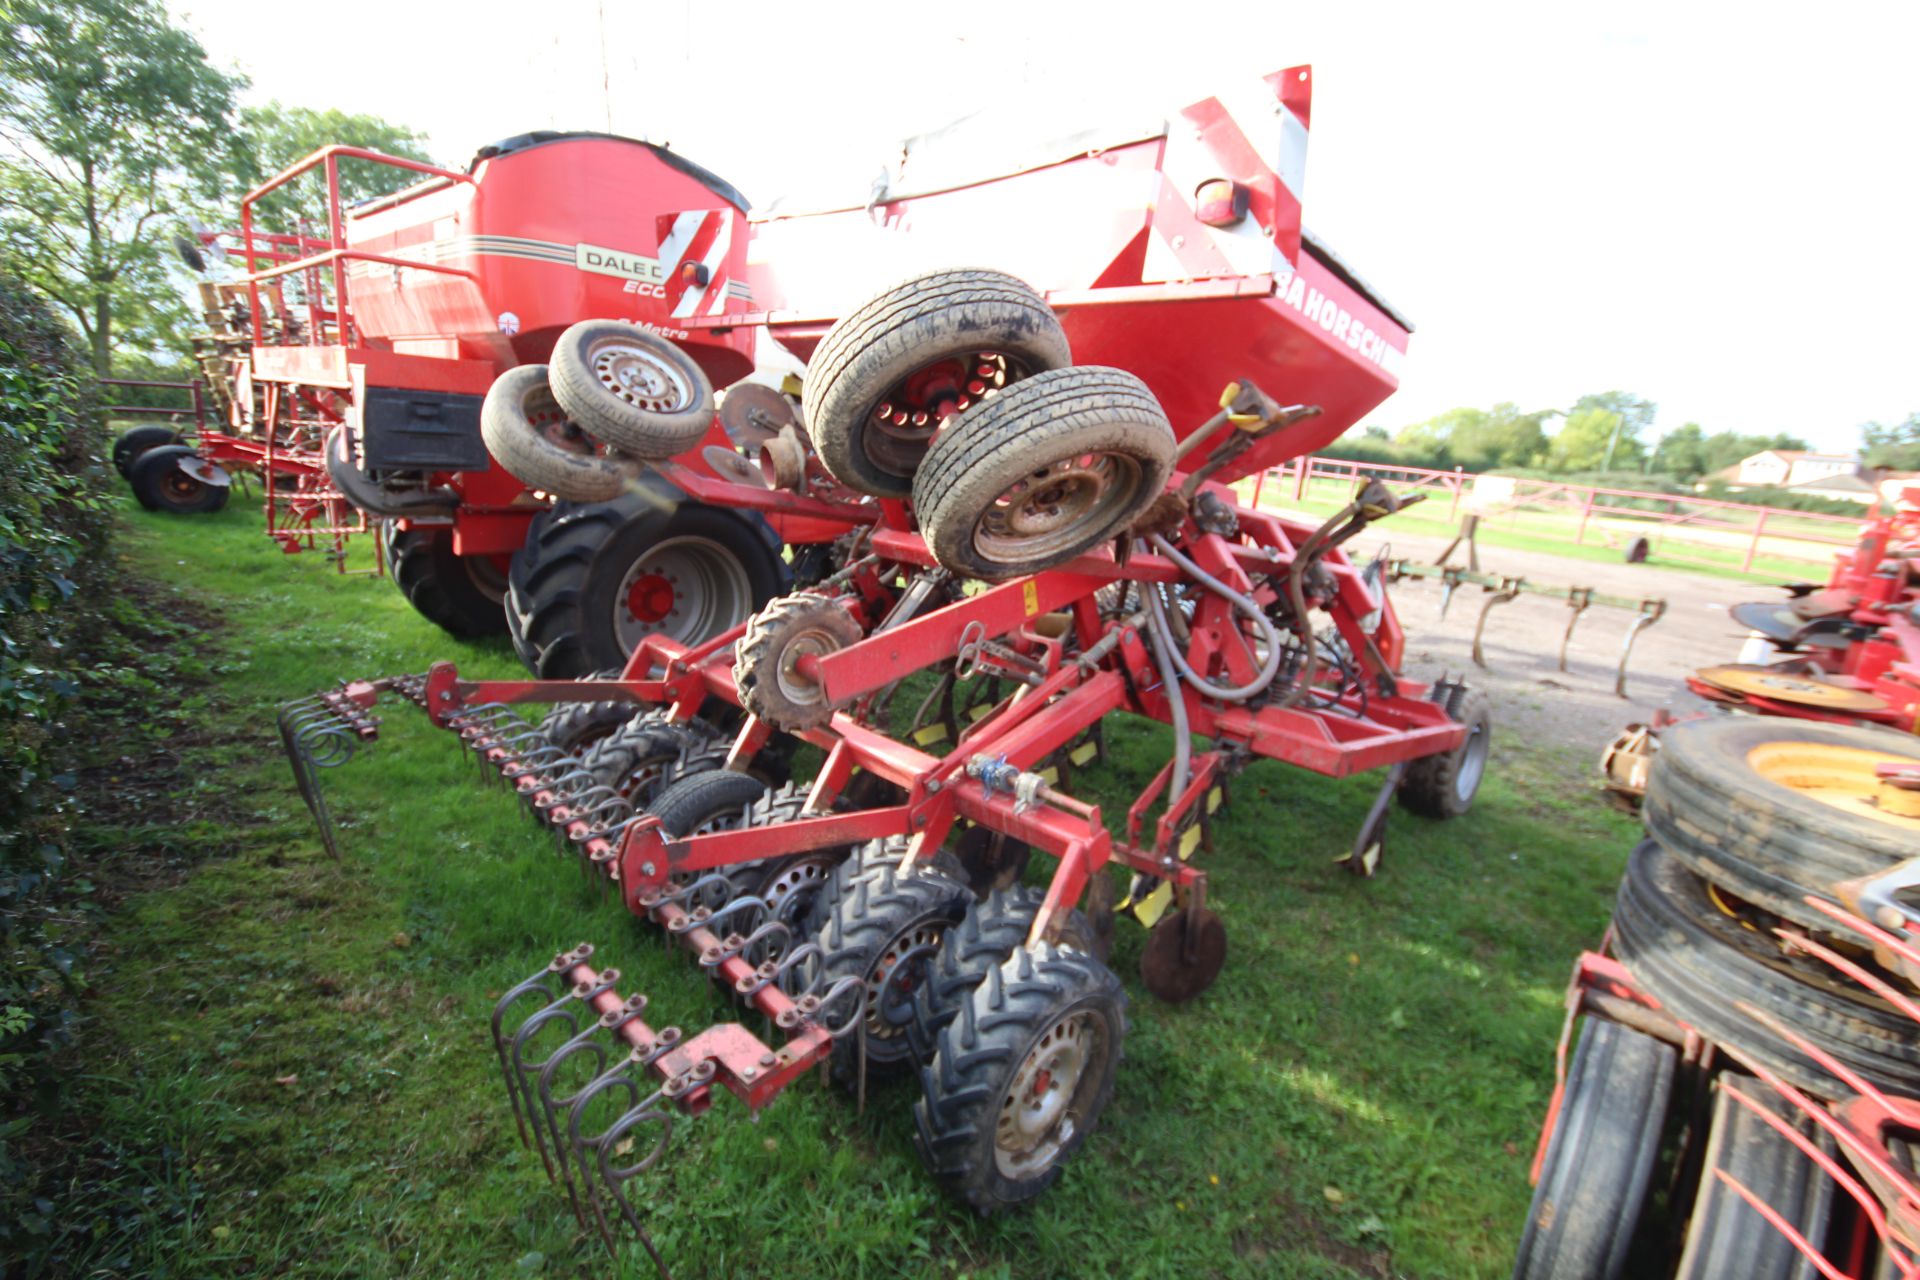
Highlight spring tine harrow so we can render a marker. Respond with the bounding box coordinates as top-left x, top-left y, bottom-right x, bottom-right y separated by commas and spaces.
275, 678, 396, 858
